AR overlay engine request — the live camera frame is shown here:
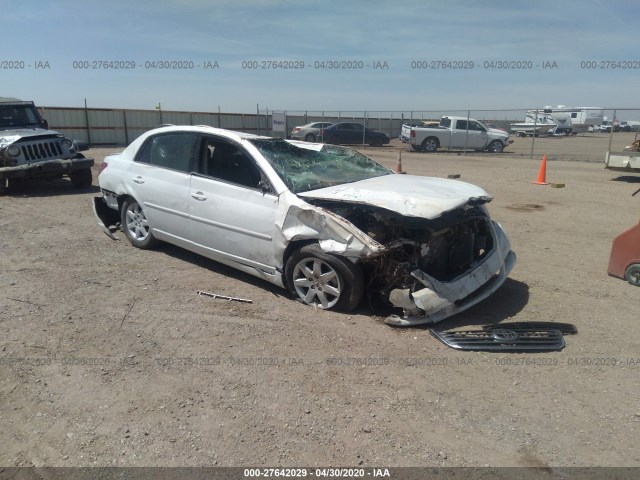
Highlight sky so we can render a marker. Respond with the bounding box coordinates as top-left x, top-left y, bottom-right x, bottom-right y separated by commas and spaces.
2, 0, 639, 114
